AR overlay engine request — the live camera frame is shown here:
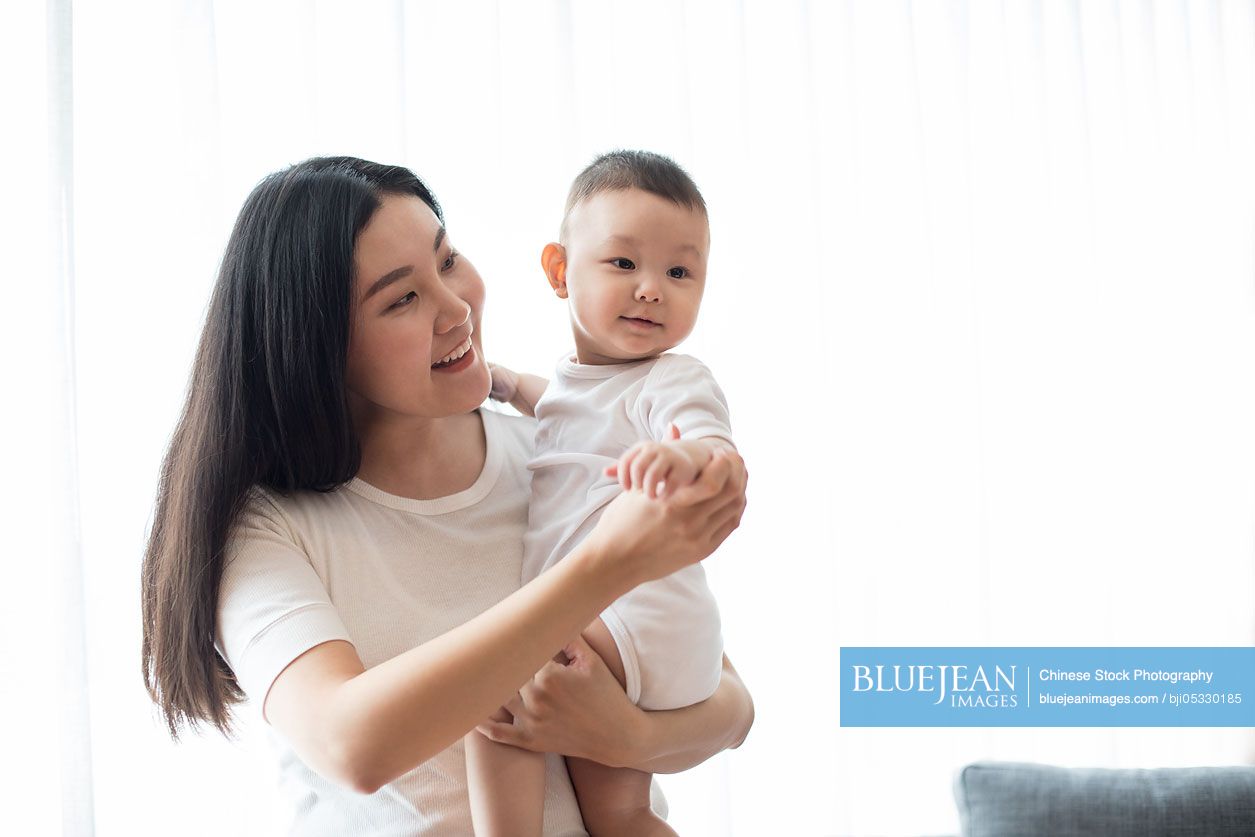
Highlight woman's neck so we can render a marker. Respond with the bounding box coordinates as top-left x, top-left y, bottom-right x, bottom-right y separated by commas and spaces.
351, 409, 486, 501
